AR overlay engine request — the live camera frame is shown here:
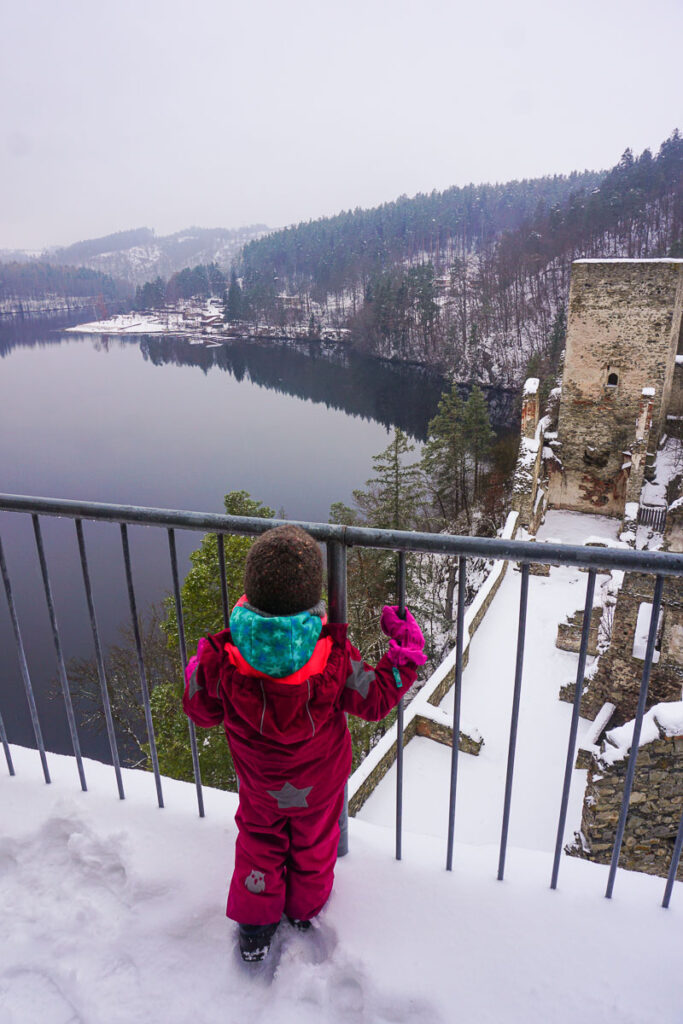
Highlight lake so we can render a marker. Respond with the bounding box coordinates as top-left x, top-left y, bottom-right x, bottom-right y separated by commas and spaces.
0, 324, 516, 761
